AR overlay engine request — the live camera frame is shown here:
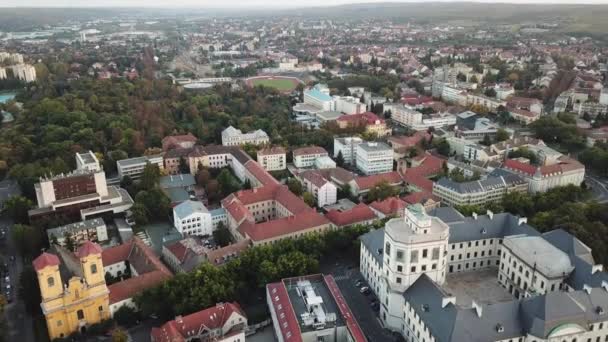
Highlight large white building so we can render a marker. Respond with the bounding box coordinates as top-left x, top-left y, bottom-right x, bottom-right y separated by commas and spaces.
221, 126, 270, 146
334, 137, 364, 165
116, 154, 164, 180
173, 200, 213, 236
355, 142, 393, 175
360, 205, 608, 342
298, 170, 338, 207
292, 146, 329, 168
432, 172, 528, 207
